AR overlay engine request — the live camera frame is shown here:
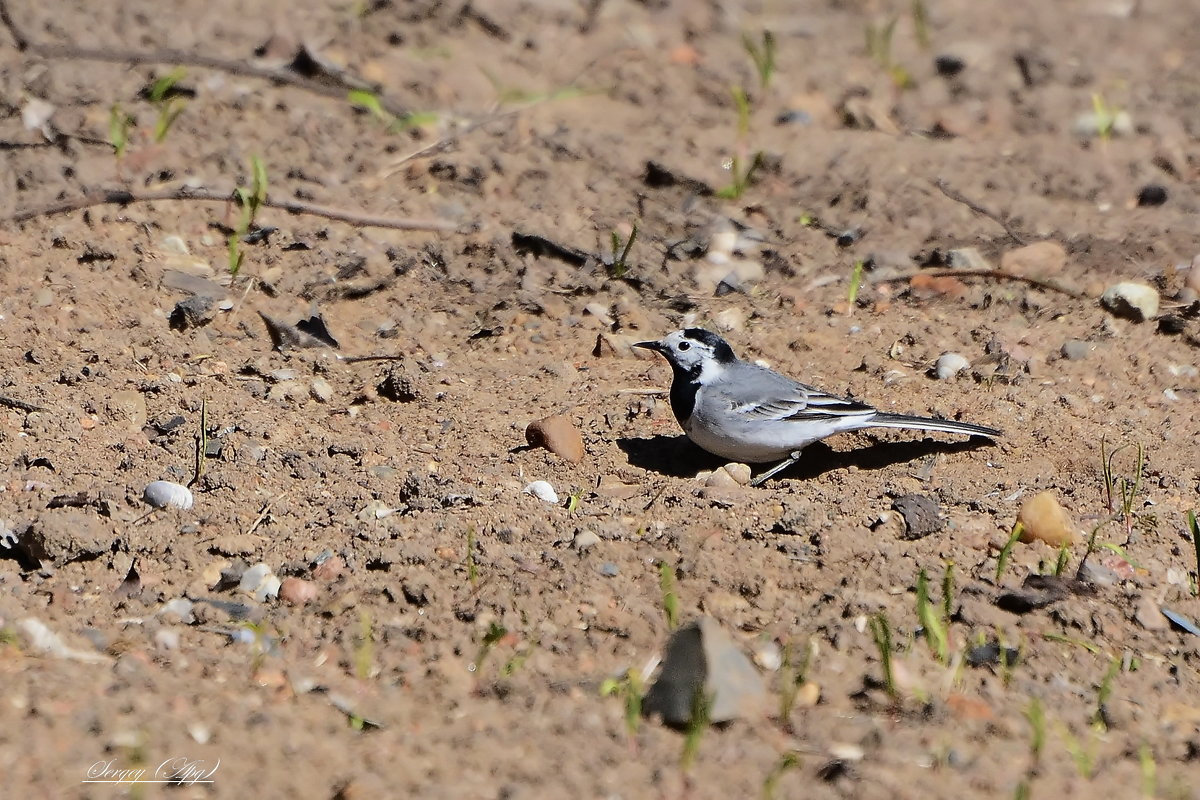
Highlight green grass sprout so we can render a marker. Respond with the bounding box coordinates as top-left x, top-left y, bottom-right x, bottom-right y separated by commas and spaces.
996, 521, 1025, 582
868, 613, 897, 697
761, 752, 801, 799
681, 686, 713, 773
599, 668, 644, 740
148, 67, 188, 143
916, 568, 949, 664
847, 259, 866, 307
609, 222, 638, 279
742, 30, 777, 88
228, 155, 268, 276
108, 104, 133, 159
659, 561, 680, 630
